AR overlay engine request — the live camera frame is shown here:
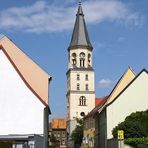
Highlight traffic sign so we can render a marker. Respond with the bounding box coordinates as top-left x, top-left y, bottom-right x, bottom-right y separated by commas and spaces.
118, 130, 124, 140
